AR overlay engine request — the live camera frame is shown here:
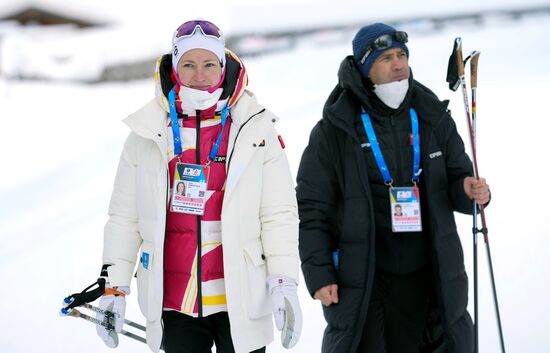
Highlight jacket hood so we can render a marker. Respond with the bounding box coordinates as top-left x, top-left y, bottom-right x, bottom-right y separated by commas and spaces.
154, 49, 249, 113
323, 56, 450, 138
